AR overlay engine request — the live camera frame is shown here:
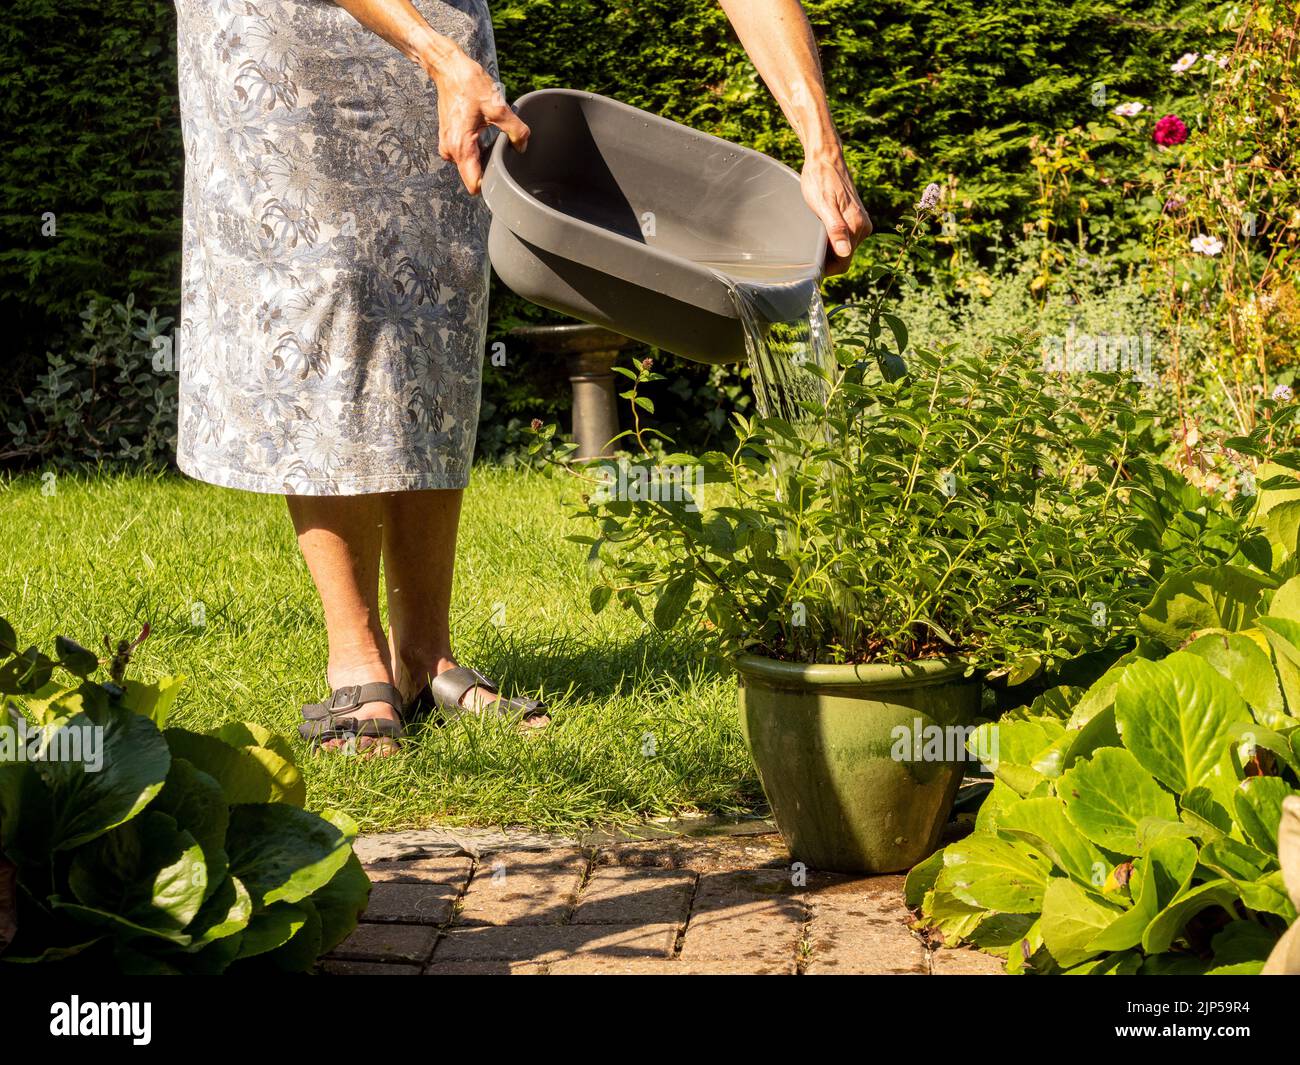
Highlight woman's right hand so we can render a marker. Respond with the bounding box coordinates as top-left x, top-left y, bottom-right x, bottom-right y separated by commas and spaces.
426, 48, 530, 196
